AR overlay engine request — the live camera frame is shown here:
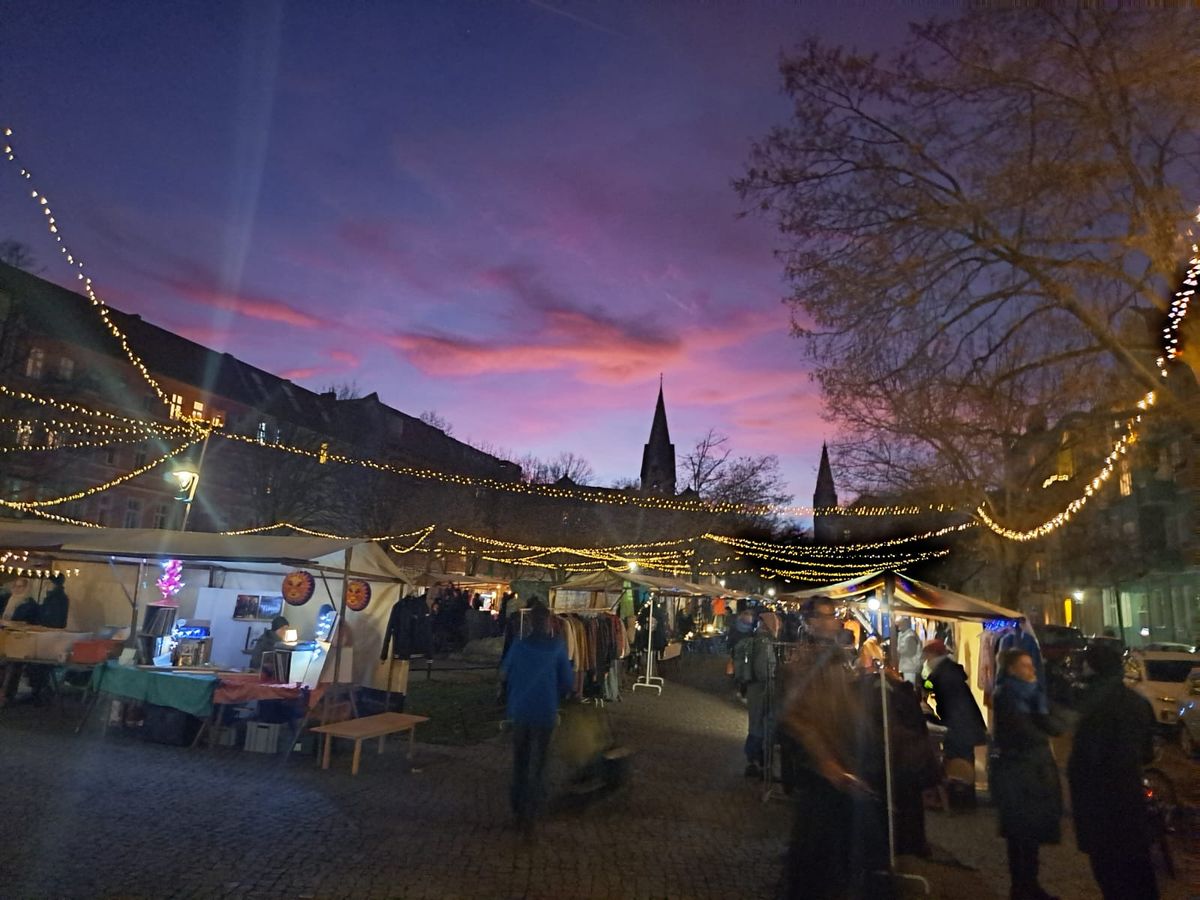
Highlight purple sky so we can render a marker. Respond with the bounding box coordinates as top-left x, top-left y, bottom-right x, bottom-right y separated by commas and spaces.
2, 1, 925, 505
